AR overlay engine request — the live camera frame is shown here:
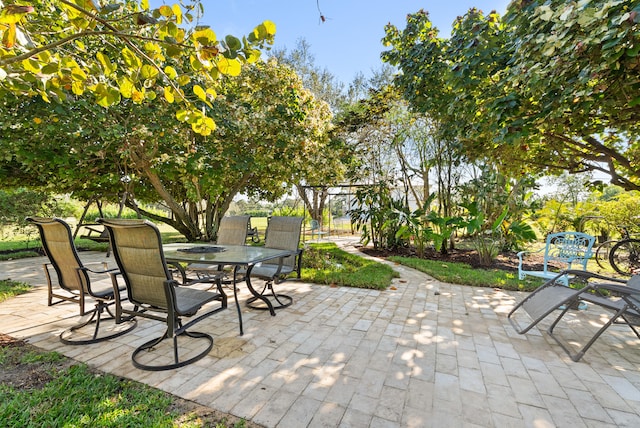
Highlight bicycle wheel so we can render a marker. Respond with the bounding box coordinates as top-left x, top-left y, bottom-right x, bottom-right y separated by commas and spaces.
609, 239, 640, 275
595, 240, 616, 270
